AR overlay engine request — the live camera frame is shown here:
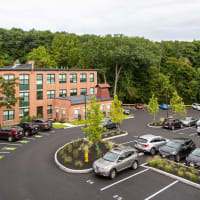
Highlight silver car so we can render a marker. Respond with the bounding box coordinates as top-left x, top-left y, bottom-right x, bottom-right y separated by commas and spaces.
180, 117, 196, 127
134, 134, 169, 155
93, 146, 139, 179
